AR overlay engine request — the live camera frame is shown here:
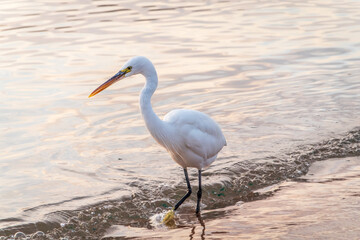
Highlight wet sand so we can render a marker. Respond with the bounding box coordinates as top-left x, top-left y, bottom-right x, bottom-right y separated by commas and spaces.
104, 157, 360, 239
